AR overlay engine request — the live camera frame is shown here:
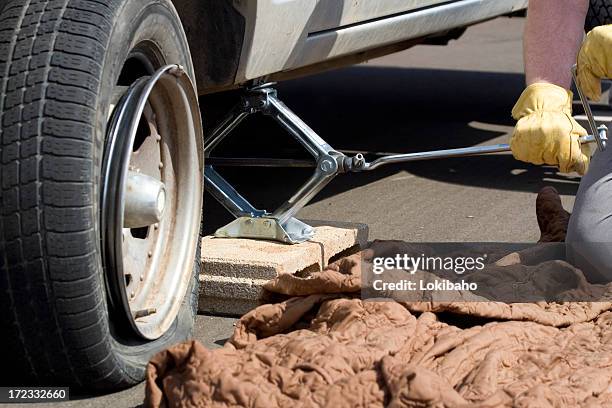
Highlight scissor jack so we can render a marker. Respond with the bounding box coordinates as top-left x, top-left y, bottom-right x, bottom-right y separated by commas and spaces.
205, 71, 607, 244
